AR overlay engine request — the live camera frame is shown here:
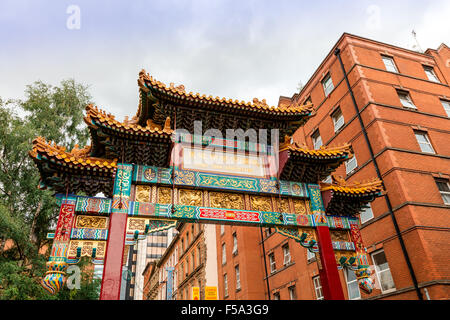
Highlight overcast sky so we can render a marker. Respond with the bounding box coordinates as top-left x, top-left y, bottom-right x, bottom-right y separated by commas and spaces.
1, 0, 449, 121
